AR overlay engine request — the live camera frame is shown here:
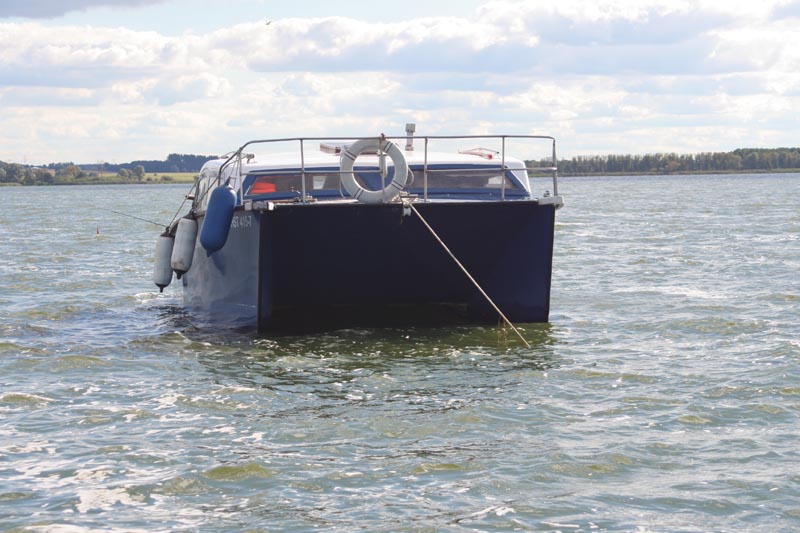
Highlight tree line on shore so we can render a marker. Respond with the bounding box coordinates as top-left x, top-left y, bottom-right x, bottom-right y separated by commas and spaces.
2, 148, 800, 186
529, 147, 800, 175
0, 153, 217, 186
